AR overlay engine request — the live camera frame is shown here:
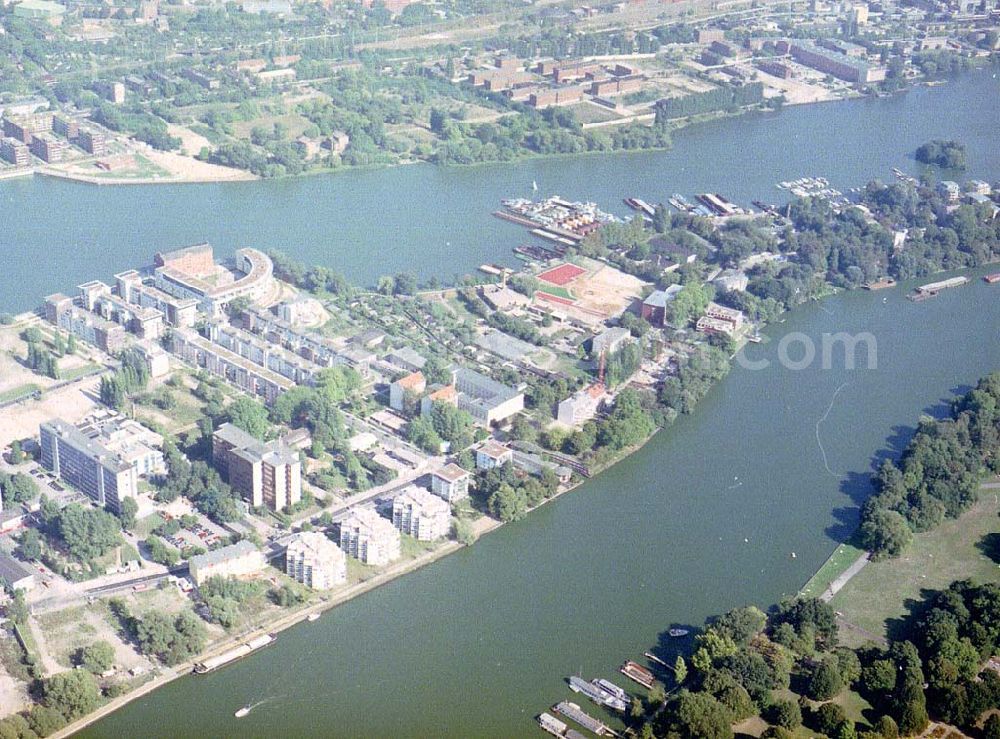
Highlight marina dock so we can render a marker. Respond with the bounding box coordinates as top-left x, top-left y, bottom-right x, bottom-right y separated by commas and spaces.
553, 701, 615, 736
